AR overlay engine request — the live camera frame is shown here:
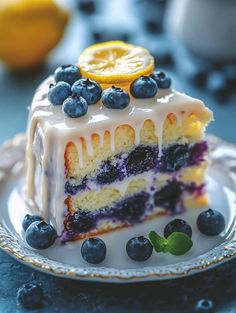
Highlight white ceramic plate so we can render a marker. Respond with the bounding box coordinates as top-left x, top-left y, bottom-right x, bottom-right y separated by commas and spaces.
0, 134, 236, 283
